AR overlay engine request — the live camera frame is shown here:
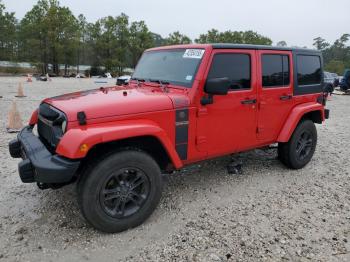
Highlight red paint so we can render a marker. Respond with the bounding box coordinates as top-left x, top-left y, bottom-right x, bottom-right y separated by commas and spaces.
56, 119, 183, 169
37, 44, 327, 170
28, 109, 38, 126
277, 102, 325, 142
